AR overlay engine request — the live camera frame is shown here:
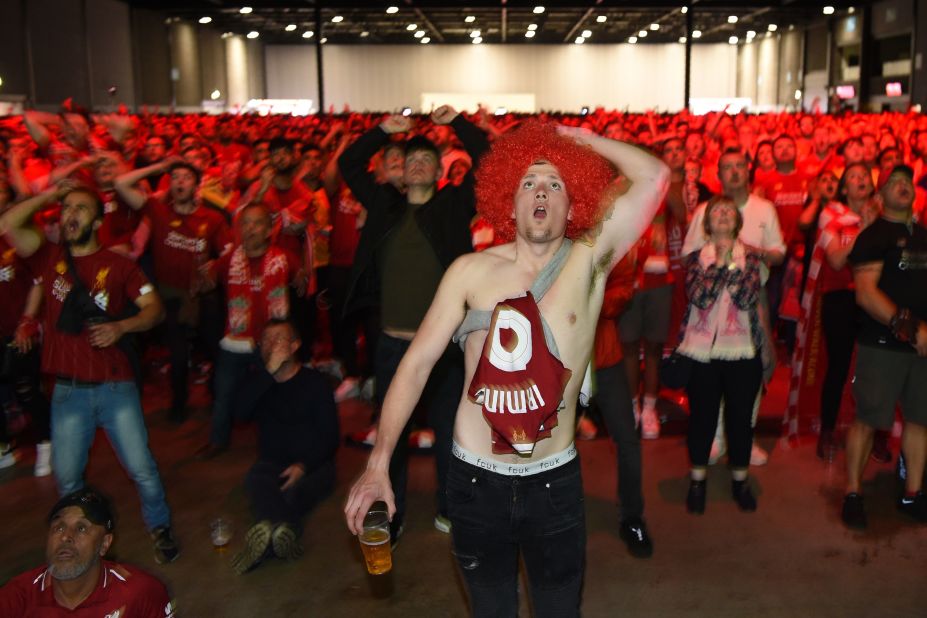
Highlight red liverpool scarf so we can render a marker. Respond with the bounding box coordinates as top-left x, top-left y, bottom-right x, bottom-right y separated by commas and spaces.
225, 245, 290, 345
